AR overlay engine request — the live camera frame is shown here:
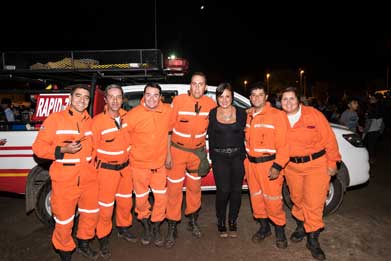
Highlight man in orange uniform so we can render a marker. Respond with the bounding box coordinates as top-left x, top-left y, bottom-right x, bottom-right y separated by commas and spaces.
92, 84, 136, 258
32, 85, 99, 260
125, 83, 171, 247
245, 82, 290, 249
281, 87, 341, 260
165, 72, 216, 248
